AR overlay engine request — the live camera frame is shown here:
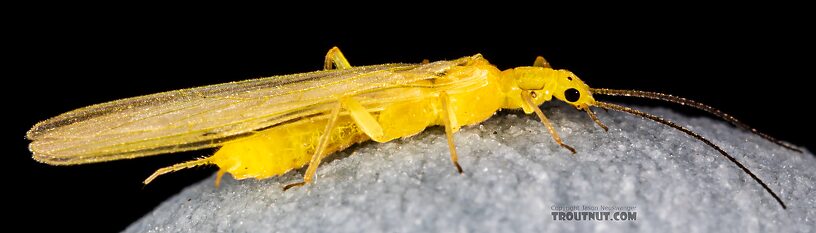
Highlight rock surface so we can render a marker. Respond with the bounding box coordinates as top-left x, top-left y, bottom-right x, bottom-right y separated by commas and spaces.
126, 103, 814, 233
